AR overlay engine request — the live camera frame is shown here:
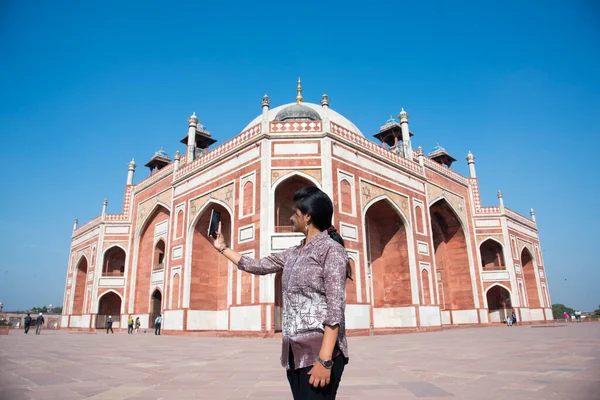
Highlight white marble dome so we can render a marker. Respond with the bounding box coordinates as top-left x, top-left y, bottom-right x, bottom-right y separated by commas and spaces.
243, 102, 364, 137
